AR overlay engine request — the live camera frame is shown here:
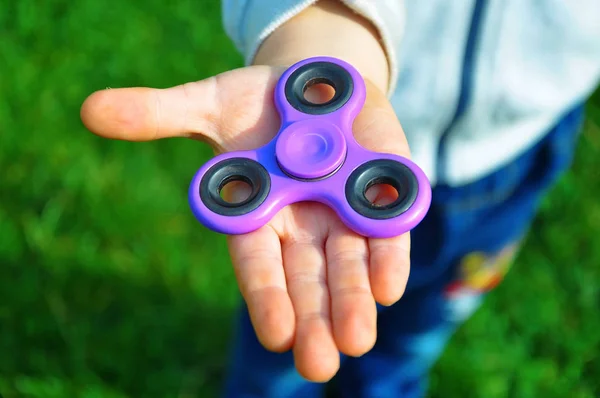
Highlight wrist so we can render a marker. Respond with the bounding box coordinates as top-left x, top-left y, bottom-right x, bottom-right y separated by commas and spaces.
252, 0, 390, 94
